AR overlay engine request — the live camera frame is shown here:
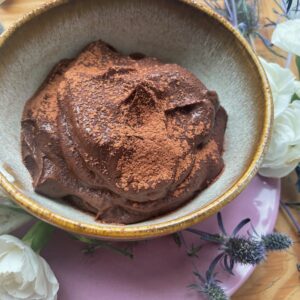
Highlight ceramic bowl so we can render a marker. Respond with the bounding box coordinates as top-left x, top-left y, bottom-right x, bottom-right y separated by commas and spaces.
0, 0, 272, 240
